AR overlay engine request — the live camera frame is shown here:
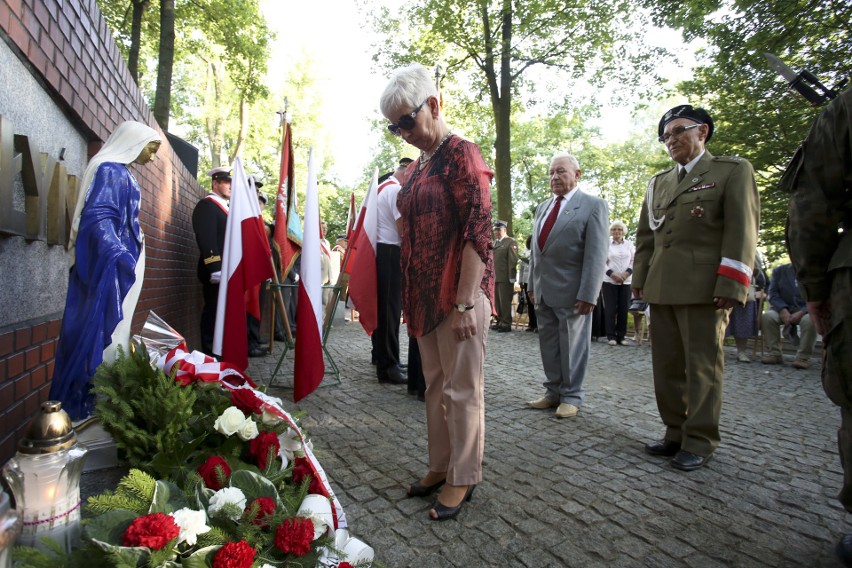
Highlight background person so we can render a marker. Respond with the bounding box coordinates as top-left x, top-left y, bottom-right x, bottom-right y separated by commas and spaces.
50, 121, 161, 420
519, 235, 537, 332
725, 251, 767, 363
602, 220, 635, 346
491, 220, 517, 332
526, 153, 609, 419
633, 104, 759, 472
381, 62, 494, 521
760, 262, 817, 369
